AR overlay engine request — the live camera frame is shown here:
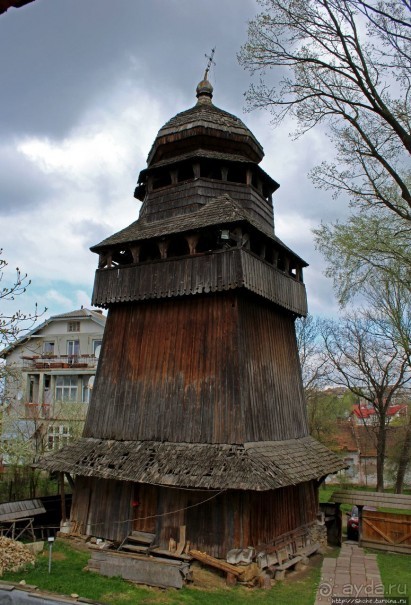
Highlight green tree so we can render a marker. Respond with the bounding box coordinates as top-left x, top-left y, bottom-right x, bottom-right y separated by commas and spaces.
314, 210, 411, 304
